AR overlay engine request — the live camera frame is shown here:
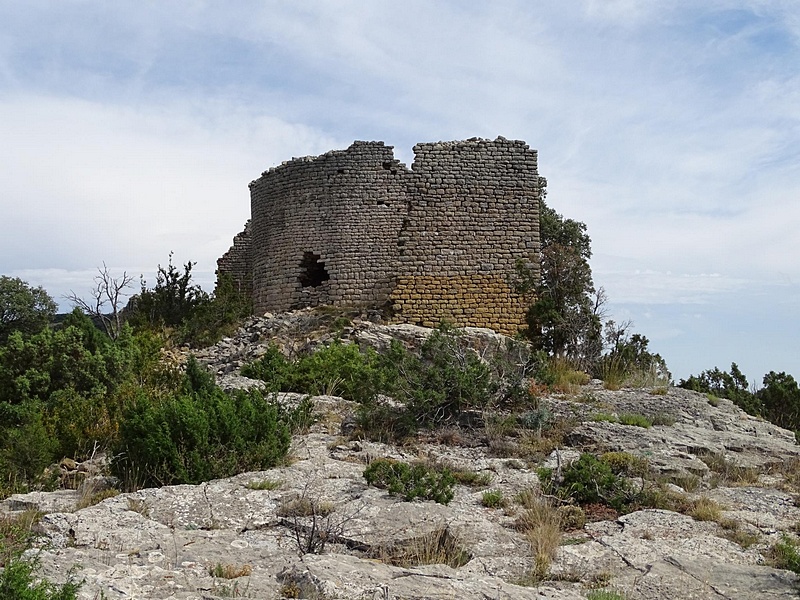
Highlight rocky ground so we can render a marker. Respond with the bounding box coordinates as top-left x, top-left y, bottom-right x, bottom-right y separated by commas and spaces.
4, 311, 800, 599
